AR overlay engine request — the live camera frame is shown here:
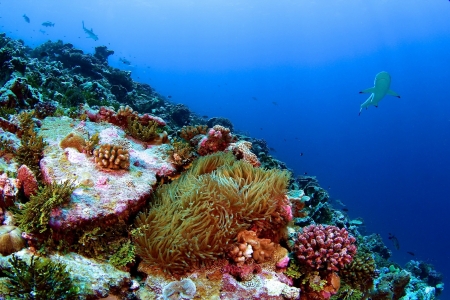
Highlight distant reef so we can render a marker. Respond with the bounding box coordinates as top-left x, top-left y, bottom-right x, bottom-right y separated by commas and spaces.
0, 32, 444, 299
